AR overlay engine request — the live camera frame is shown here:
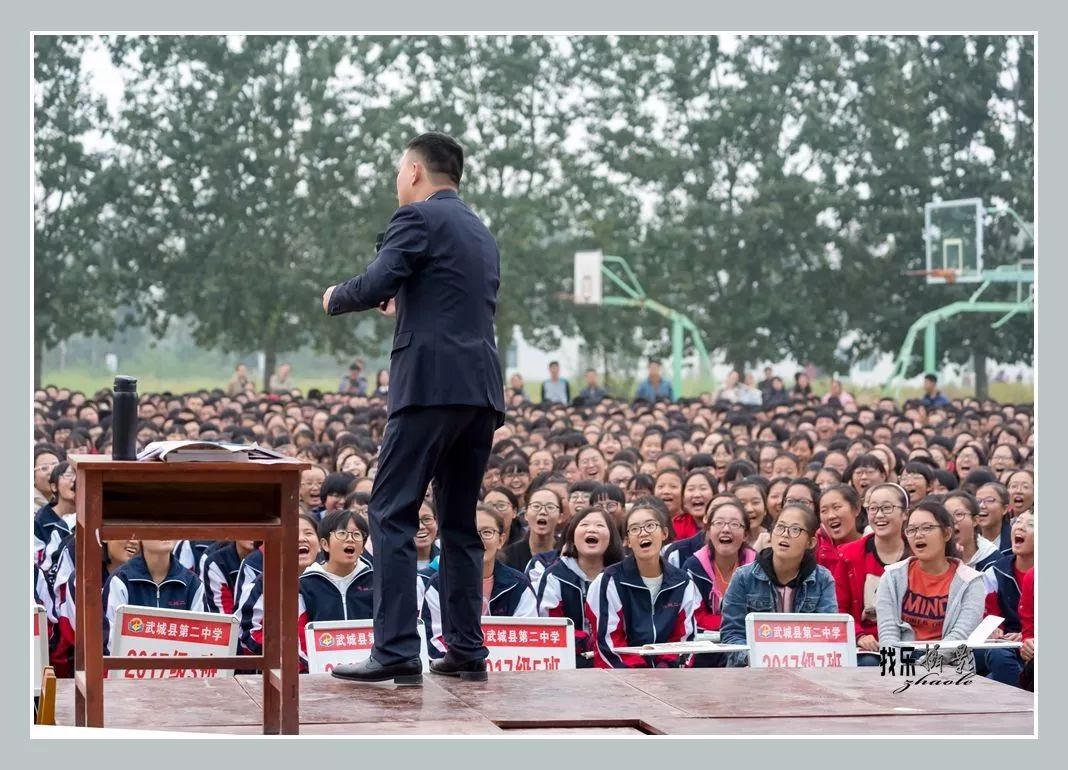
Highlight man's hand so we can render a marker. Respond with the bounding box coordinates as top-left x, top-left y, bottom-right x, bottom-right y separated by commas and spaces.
378, 298, 396, 316
322, 285, 336, 314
